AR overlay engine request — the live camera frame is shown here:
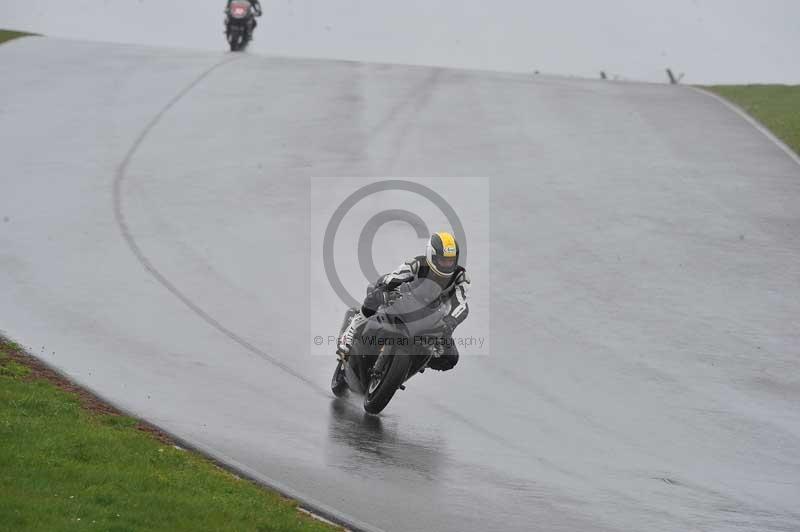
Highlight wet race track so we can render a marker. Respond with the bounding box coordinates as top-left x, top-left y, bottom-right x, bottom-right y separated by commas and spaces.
1, 38, 800, 531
